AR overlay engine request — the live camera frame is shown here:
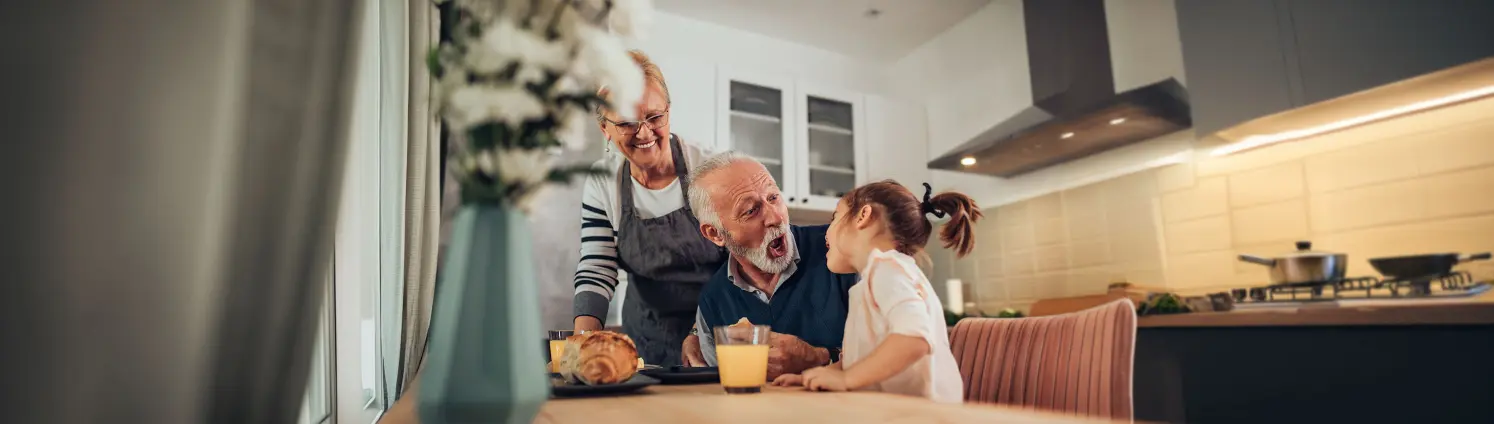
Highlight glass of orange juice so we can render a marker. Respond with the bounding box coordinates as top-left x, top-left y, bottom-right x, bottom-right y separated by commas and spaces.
546, 330, 574, 373
713, 324, 771, 394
